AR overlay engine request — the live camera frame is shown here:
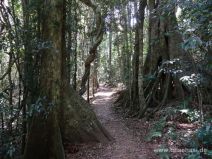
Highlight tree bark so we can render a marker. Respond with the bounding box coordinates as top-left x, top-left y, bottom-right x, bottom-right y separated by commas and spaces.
130, 0, 147, 113
141, 0, 188, 116
138, 0, 147, 117
108, 26, 112, 83
79, 0, 105, 95
23, 0, 65, 158
24, 0, 112, 158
